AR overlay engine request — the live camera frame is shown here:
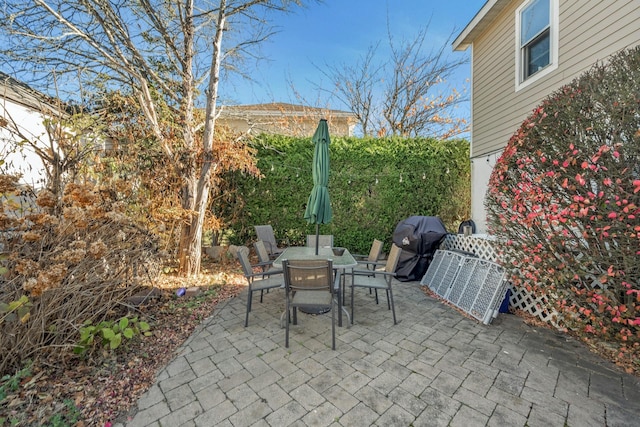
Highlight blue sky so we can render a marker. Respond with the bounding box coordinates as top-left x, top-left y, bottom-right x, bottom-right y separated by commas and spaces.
221, 0, 486, 112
